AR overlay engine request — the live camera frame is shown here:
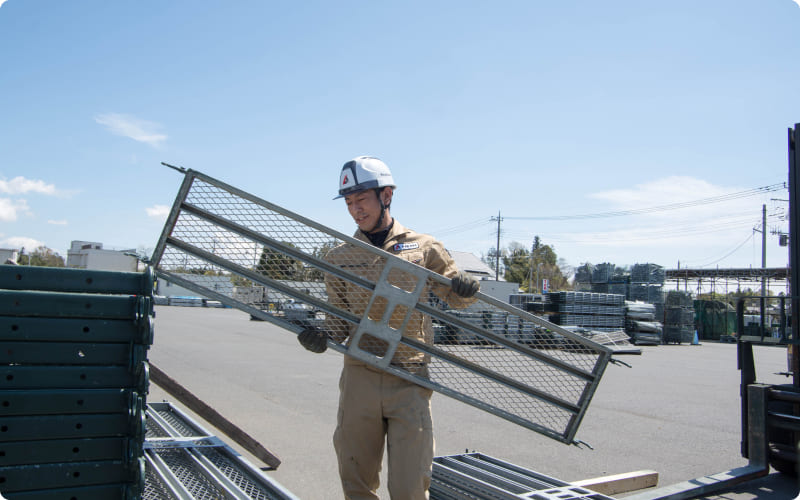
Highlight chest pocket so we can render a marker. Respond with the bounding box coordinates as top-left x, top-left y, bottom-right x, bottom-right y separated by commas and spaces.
397, 250, 424, 266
